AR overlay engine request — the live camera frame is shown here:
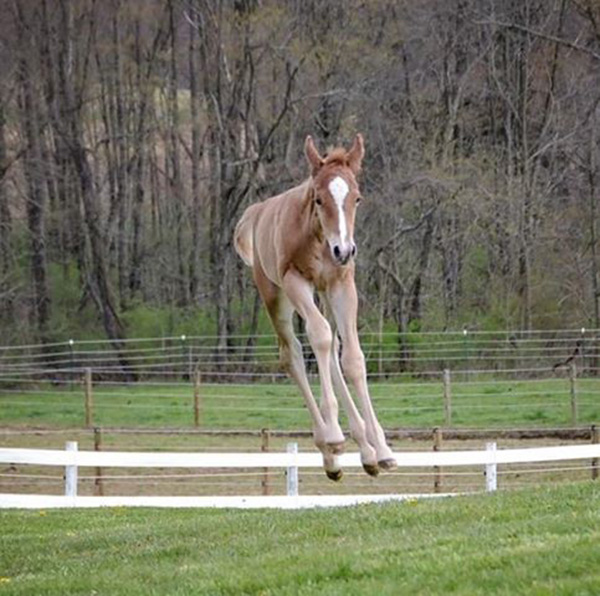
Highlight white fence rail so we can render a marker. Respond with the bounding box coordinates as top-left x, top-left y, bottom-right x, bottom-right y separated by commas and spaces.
1, 442, 599, 509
